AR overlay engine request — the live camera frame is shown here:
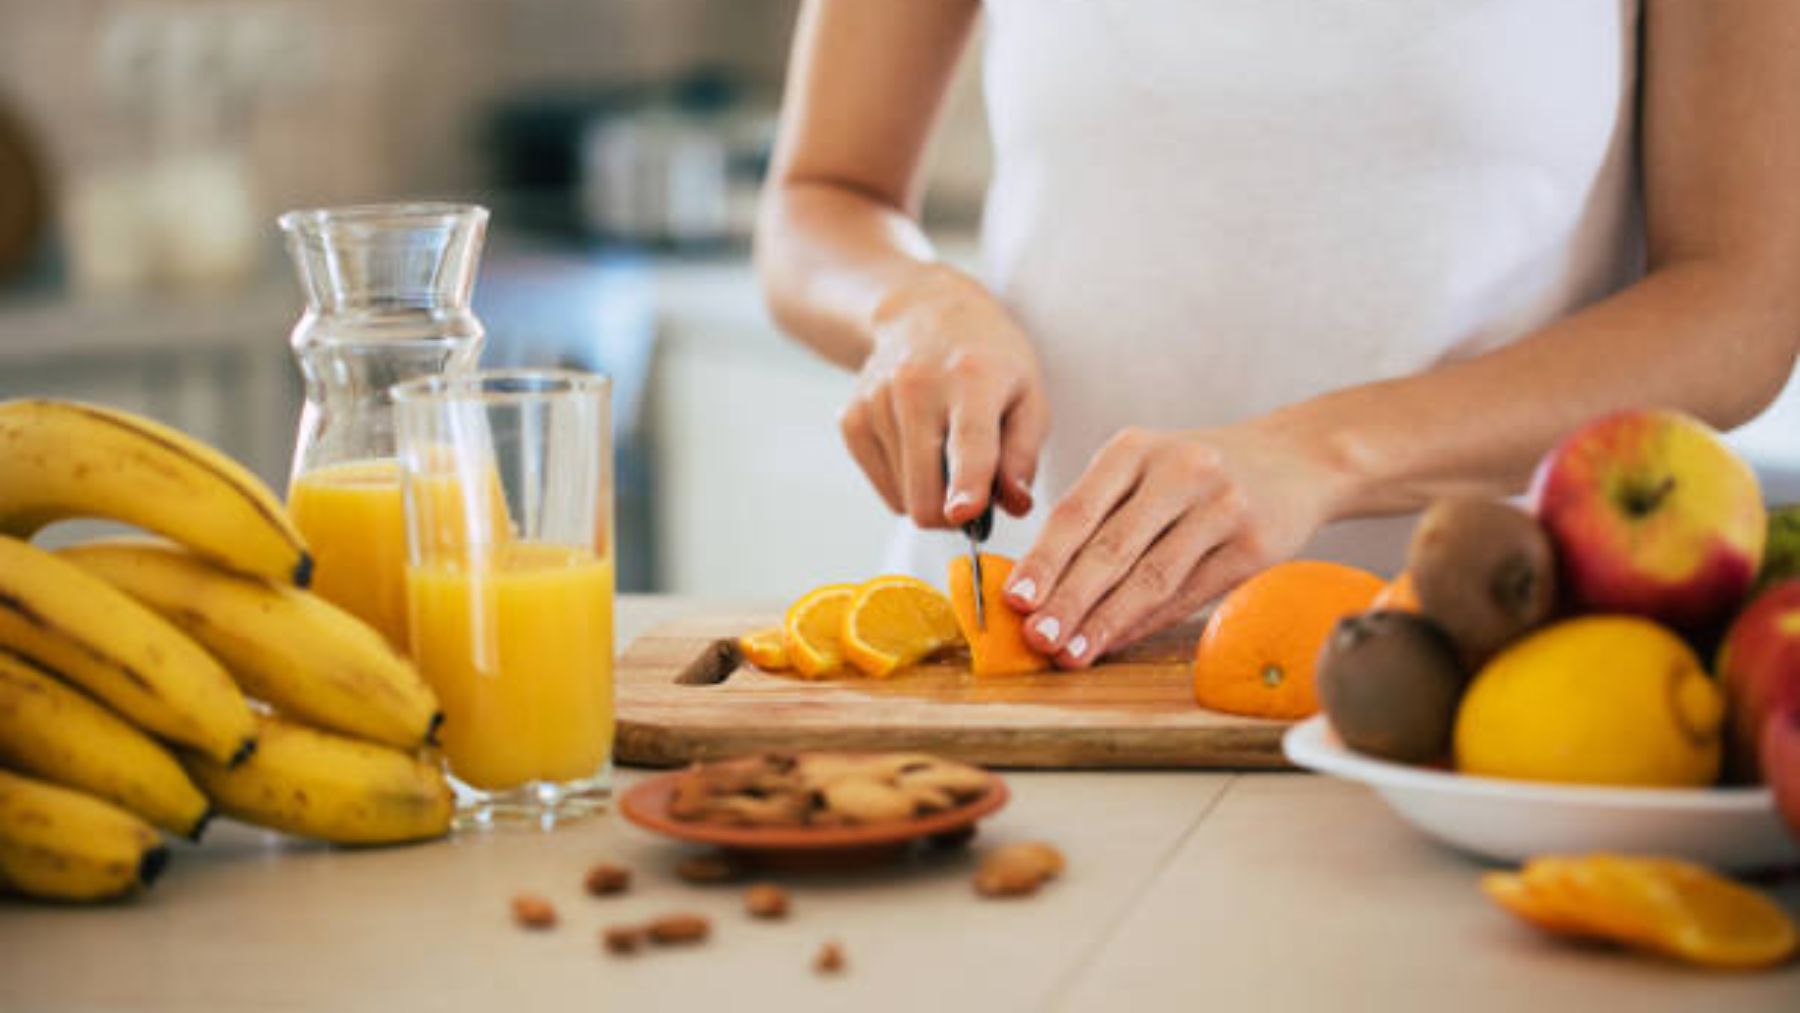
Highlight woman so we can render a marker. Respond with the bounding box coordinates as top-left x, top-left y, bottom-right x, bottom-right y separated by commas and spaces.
755, 0, 1800, 668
